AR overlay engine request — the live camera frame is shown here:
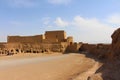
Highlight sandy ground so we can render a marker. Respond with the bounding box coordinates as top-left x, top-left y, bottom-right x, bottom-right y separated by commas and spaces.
0, 53, 63, 60
0, 53, 101, 80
